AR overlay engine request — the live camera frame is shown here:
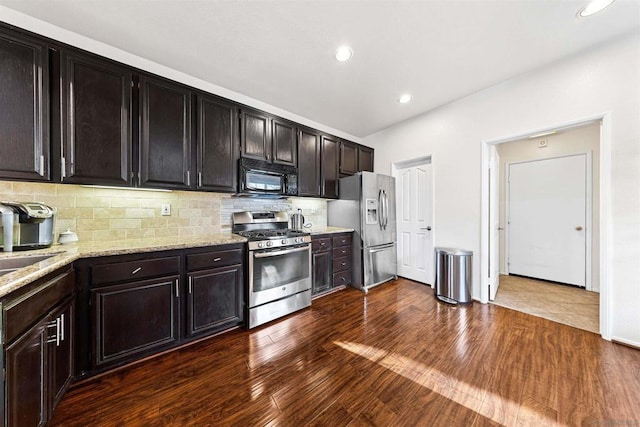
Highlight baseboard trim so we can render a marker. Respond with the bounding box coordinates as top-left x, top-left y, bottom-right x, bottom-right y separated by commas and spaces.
612, 337, 640, 350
